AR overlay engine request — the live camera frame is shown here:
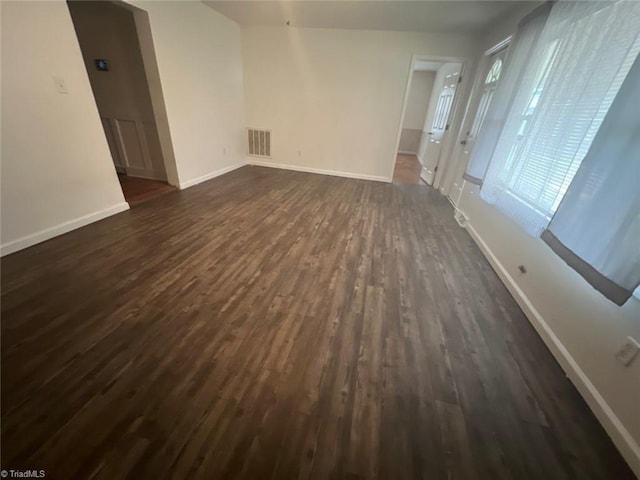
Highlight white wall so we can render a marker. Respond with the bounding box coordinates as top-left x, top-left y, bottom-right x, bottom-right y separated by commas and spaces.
401, 70, 435, 130
241, 26, 477, 181
128, 0, 246, 188
1, 0, 247, 255
457, 4, 640, 475
1, 1, 128, 255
